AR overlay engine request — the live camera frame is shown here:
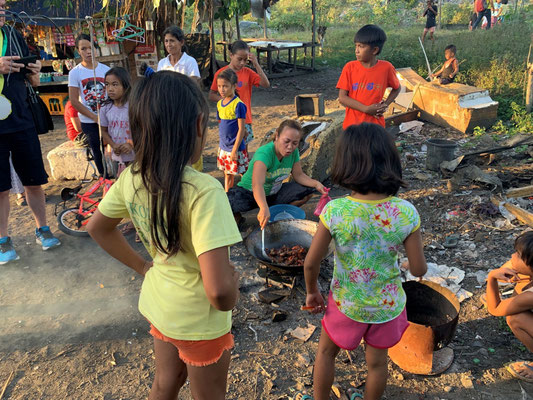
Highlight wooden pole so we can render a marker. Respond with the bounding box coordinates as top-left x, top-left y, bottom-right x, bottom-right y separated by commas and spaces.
526, 67, 533, 113
209, 0, 216, 75
235, 13, 241, 40
311, 0, 316, 70
180, 1, 186, 29
438, 0, 442, 29
527, 44, 533, 113
222, 19, 227, 62
263, 14, 267, 39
